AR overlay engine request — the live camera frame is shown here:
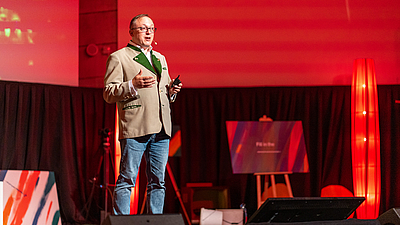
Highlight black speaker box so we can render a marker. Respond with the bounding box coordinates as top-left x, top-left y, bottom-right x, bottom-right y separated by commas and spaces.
101, 214, 185, 225
247, 197, 365, 223
378, 208, 400, 225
